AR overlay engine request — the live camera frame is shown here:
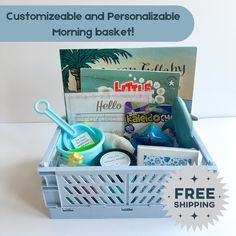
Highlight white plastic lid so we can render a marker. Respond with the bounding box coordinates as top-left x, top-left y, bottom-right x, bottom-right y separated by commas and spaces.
100, 151, 131, 166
